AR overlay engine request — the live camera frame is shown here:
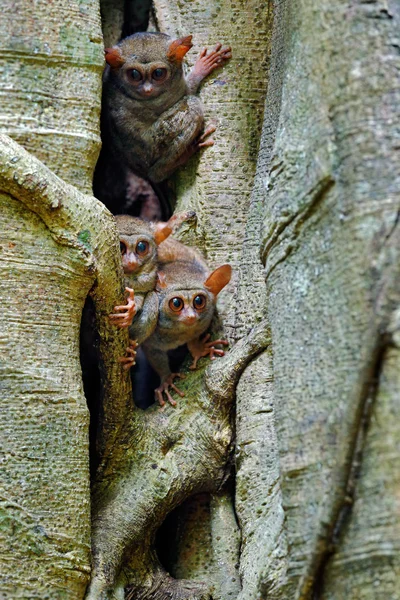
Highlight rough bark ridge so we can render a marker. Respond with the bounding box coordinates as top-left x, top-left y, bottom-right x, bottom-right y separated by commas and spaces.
234, 2, 289, 598
256, 0, 400, 597
0, 134, 133, 598
0, 0, 101, 594
86, 322, 270, 600
0, 0, 104, 194
0, 1, 132, 596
